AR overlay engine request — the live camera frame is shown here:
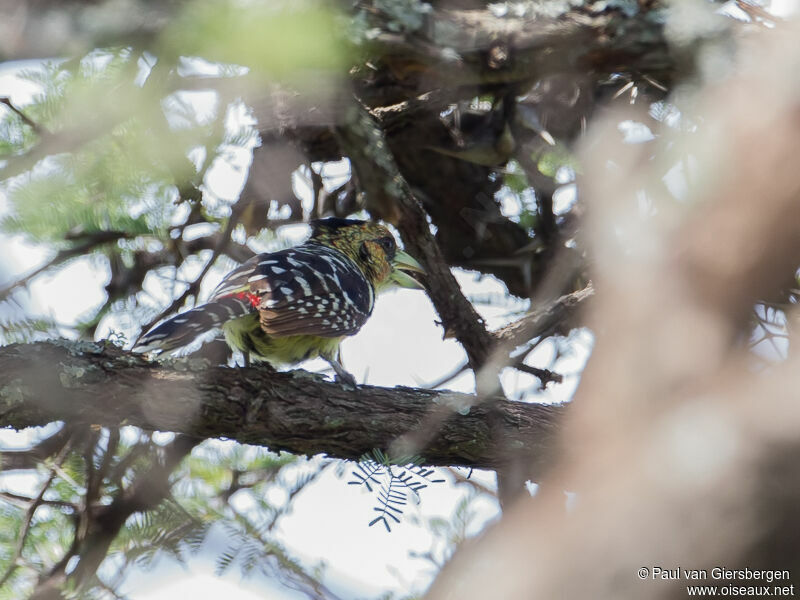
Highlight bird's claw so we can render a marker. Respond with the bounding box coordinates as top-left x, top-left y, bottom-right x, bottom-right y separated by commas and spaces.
334, 371, 358, 389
